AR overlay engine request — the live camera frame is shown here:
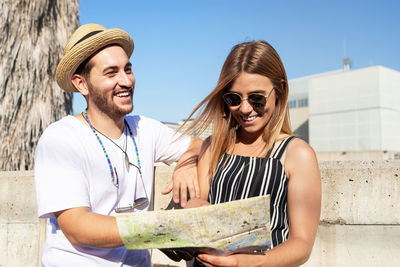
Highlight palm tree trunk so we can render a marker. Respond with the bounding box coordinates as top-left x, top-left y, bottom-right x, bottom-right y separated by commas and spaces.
0, 0, 79, 170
